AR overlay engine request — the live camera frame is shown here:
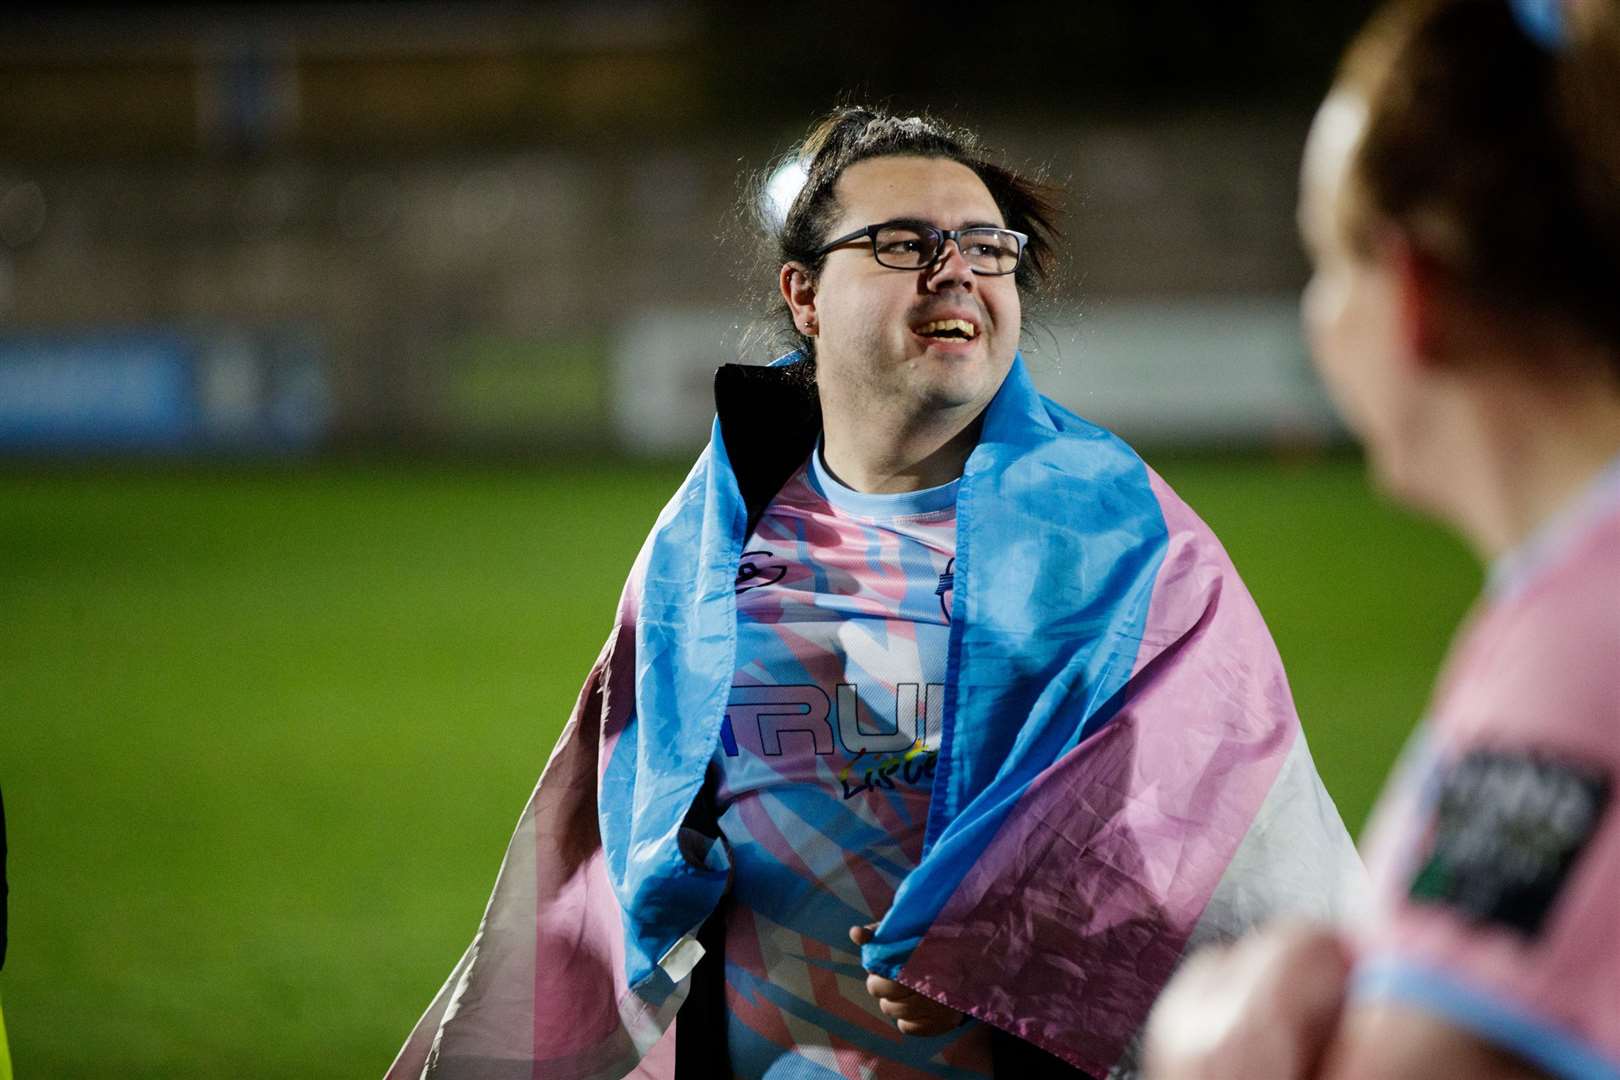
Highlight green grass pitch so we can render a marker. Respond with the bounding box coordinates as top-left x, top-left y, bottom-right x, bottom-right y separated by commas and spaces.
0, 456, 1478, 1078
